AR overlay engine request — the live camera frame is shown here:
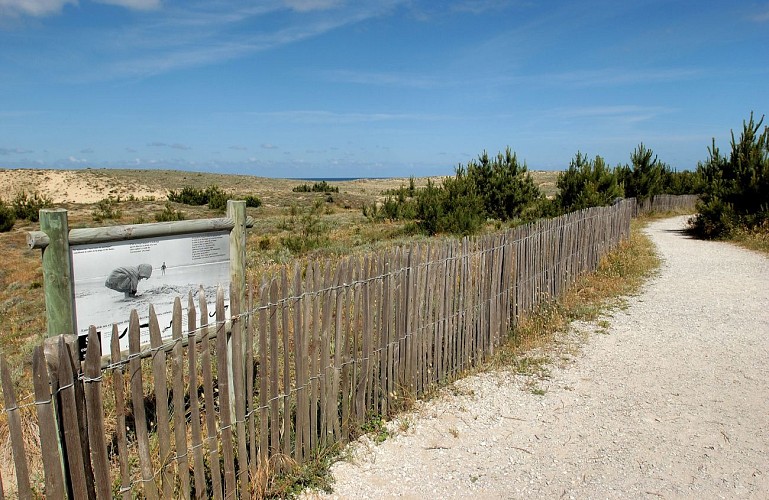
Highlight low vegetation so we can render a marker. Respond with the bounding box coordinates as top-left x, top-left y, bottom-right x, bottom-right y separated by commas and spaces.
689, 113, 769, 241
167, 184, 262, 211
292, 181, 339, 193
362, 144, 701, 237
